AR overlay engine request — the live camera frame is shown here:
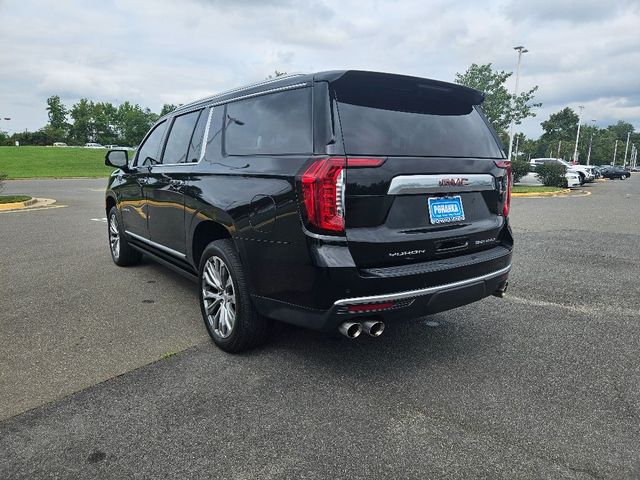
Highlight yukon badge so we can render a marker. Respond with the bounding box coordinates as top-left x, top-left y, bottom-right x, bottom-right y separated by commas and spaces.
439, 178, 469, 187
389, 249, 426, 257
